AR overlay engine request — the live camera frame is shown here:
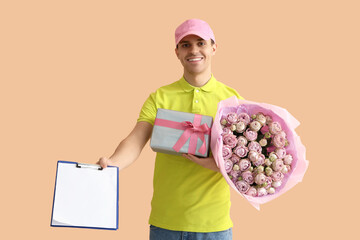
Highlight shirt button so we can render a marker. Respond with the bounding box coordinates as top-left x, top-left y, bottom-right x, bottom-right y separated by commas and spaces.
195, 100, 199, 103
195, 89, 199, 93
